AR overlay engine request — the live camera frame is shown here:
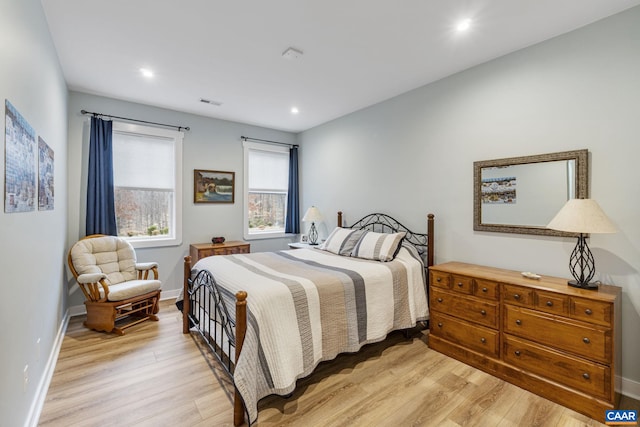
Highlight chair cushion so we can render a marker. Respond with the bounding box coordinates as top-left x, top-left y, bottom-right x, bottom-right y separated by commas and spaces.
70, 236, 137, 285
103, 279, 161, 301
